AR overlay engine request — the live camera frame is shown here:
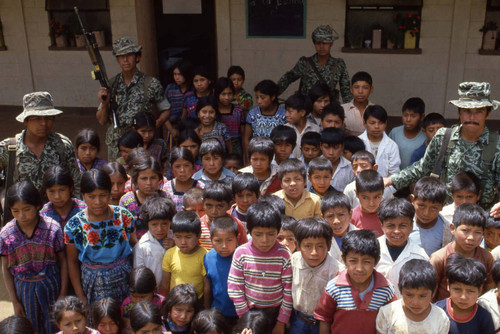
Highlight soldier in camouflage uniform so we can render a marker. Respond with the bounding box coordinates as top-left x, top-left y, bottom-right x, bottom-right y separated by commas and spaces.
277, 25, 353, 103
385, 82, 500, 209
0, 92, 81, 195
97, 37, 171, 161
